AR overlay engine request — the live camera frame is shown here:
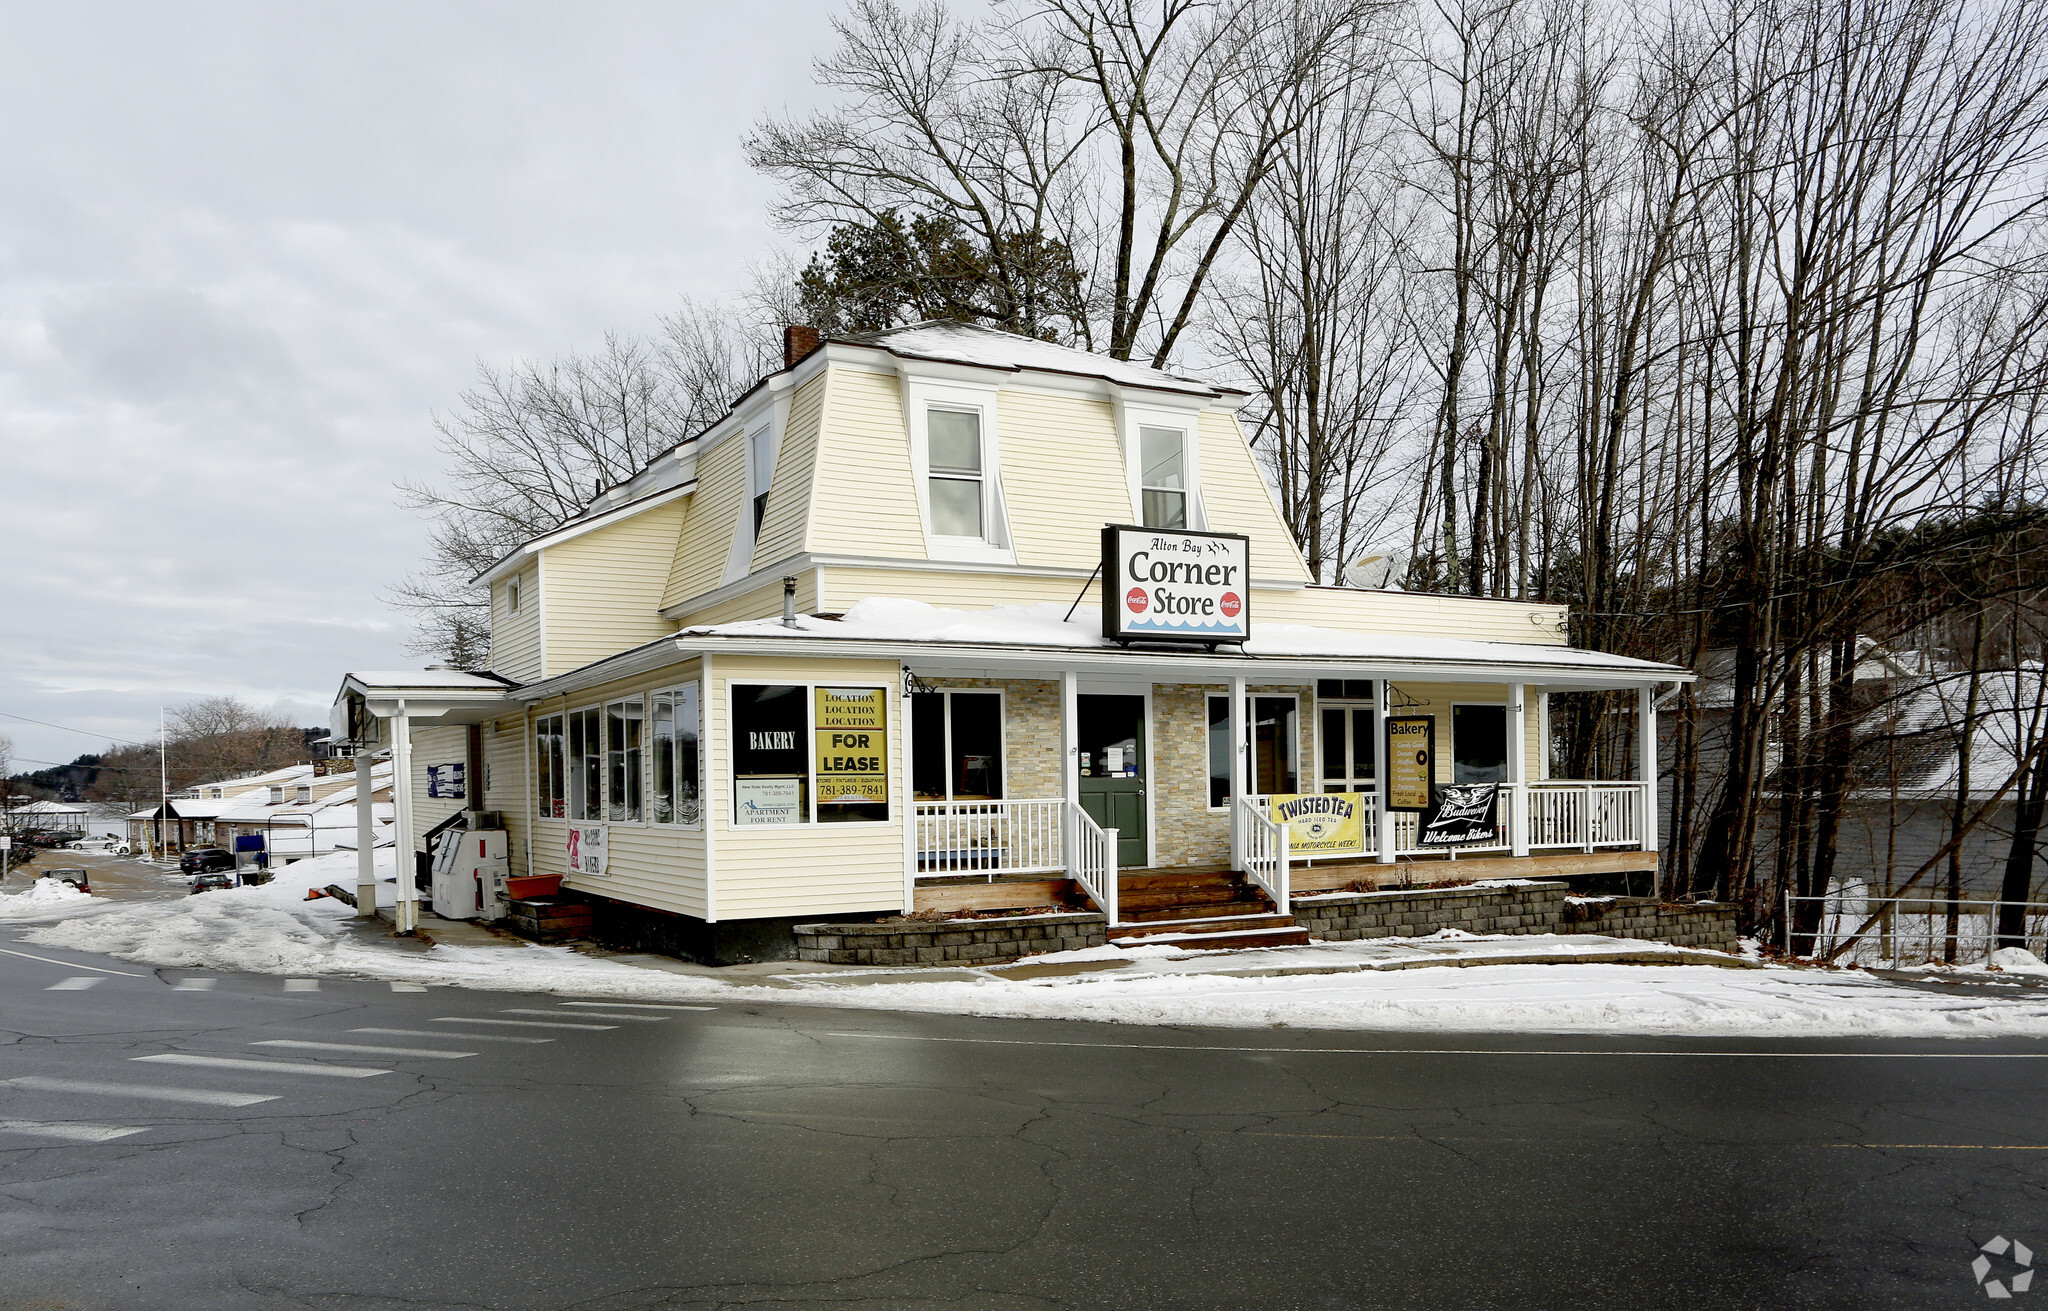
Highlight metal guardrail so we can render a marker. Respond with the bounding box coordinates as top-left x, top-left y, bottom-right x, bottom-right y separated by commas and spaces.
1787, 892, 2048, 967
